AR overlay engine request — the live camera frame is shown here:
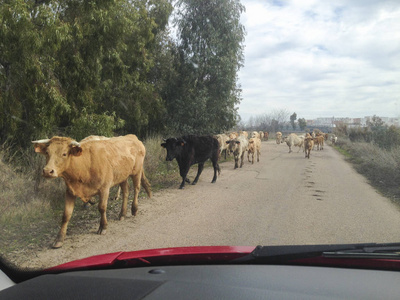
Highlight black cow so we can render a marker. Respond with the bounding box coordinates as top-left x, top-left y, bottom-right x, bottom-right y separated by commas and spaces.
161, 135, 221, 189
